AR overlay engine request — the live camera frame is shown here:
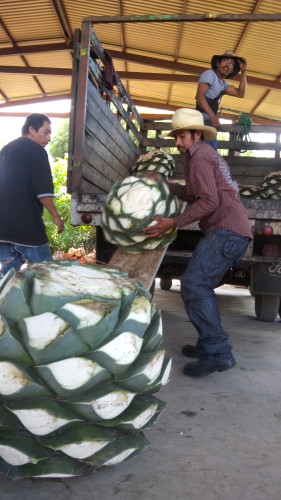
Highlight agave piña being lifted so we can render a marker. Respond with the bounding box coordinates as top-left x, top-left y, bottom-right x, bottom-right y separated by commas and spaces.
131, 149, 175, 180
0, 261, 171, 478
101, 176, 179, 253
